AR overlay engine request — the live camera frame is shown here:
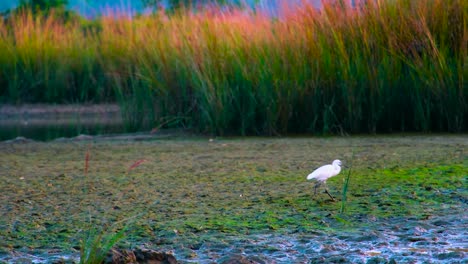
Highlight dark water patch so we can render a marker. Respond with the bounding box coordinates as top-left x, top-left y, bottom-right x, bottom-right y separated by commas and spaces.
0, 122, 124, 142
0, 104, 123, 141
